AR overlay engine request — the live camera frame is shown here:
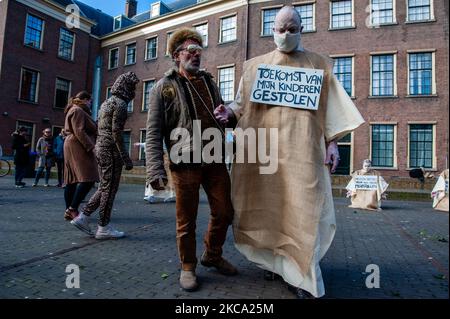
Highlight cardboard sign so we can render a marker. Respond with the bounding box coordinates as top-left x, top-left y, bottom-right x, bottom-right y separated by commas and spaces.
355, 175, 378, 190
250, 64, 324, 110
